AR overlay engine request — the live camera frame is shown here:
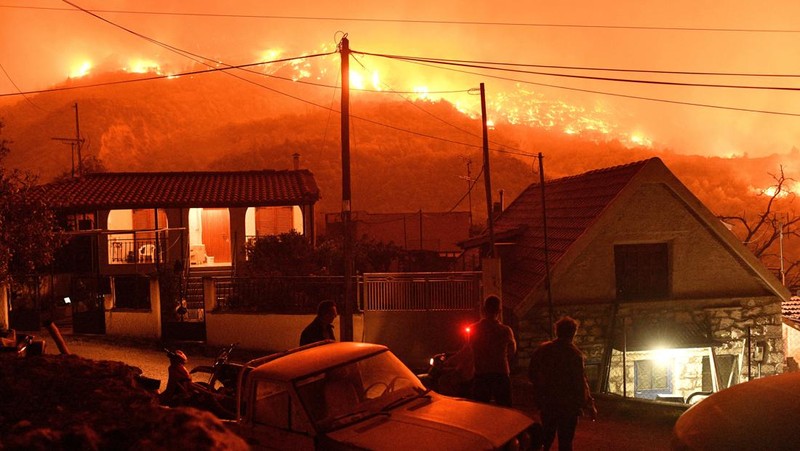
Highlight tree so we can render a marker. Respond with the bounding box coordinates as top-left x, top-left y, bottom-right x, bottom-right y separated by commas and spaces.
243, 231, 404, 276
0, 121, 64, 283
718, 167, 800, 289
